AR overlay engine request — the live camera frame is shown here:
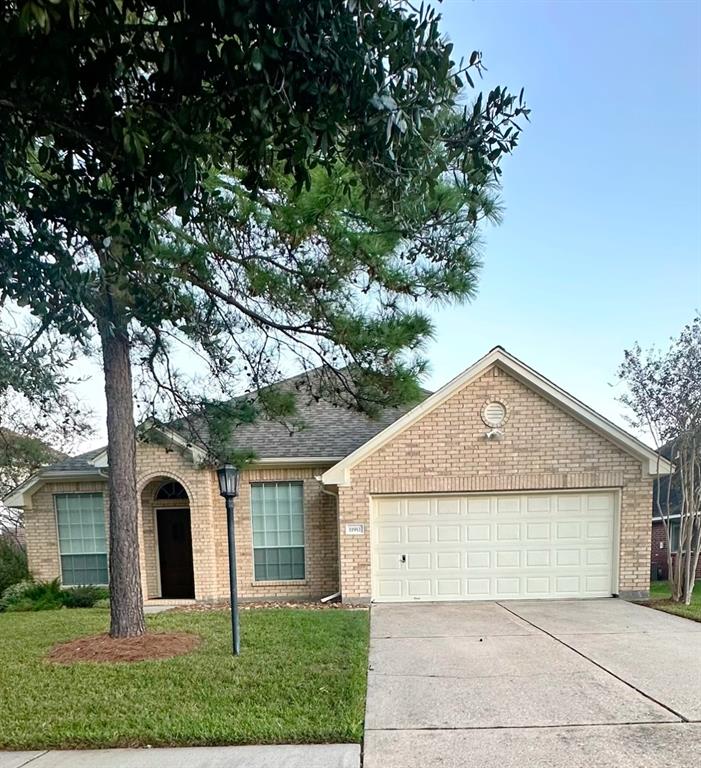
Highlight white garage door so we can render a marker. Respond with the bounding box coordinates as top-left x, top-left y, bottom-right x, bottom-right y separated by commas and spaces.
371, 491, 616, 602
